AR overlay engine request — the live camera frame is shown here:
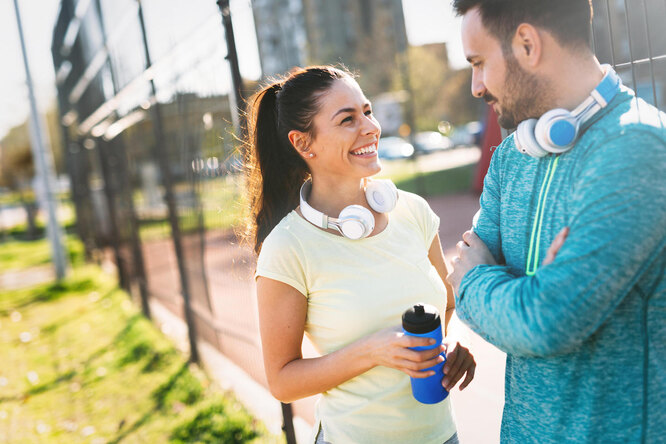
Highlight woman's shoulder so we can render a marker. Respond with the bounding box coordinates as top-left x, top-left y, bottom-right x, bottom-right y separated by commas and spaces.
396, 188, 432, 214
259, 212, 304, 257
